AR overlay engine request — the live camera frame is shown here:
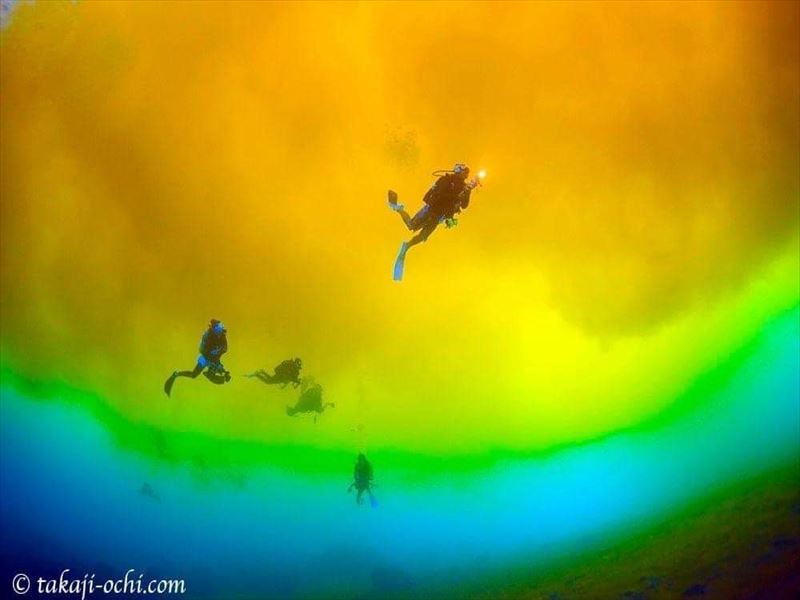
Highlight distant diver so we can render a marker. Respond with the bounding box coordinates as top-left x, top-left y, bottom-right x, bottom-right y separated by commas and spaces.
348, 453, 377, 507
286, 379, 334, 422
139, 482, 160, 502
388, 163, 484, 280
246, 358, 303, 388
164, 319, 231, 397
